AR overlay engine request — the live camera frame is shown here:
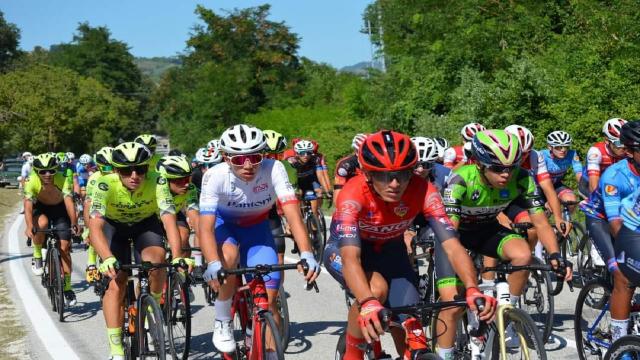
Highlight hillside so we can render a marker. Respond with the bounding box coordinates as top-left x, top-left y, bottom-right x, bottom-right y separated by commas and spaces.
134, 56, 181, 83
